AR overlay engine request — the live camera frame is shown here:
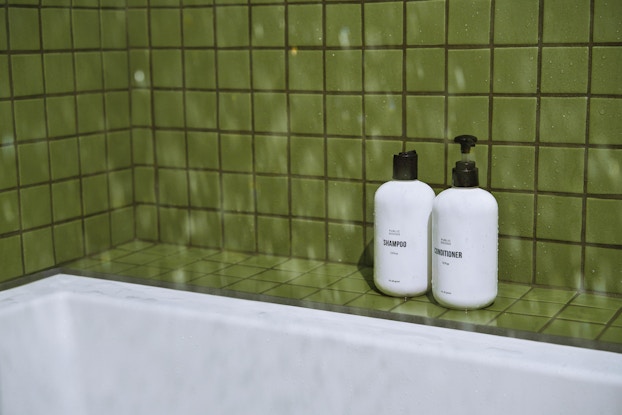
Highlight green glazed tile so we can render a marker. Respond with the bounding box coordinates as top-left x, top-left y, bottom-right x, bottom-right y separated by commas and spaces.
135, 205, 158, 241
276, 257, 323, 273
107, 132, 132, 170
151, 50, 182, 88
72, 9, 101, 49
290, 273, 342, 288
221, 173, 254, 211
187, 132, 218, 169
446, 96, 489, 141
0, 236, 23, 281
291, 219, 326, 260
183, 7, 214, 47
111, 208, 135, 246
11, 54, 44, 96
213, 264, 264, 278
364, 139, 402, 182
410, 142, 445, 185
505, 299, 565, 318
591, 47, 622, 95
263, 284, 318, 300
101, 10, 127, 49
154, 270, 207, 285
251, 5, 285, 47
134, 167, 156, 203
127, 9, 149, 48
216, 6, 249, 47
585, 198, 622, 245
87, 261, 137, 276
189, 170, 220, 209
155, 131, 186, 169
494, 191, 534, 237
497, 282, 531, 299
0, 9, 6, 50
179, 260, 229, 274
392, 301, 446, 318
257, 216, 289, 254
406, 48, 445, 92
217, 50, 251, 89
485, 296, 517, 312
522, 287, 576, 303
291, 178, 325, 218
587, 149, 622, 195
103, 52, 129, 89
593, 0, 622, 42
79, 134, 107, 174
76, 94, 105, 134
14, 99, 46, 141
289, 50, 324, 91
131, 90, 152, 126
325, 3, 362, 47
447, 0, 490, 45
185, 91, 217, 129
150, 8, 181, 47
364, 94, 402, 137
109, 170, 133, 208
252, 269, 301, 284
494, 0, 539, 44
492, 97, 537, 142
327, 222, 365, 263
599, 327, 622, 344
536, 195, 582, 242
535, 241, 582, 289
82, 174, 109, 215
117, 266, 166, 279
288, 4, 322, 46
537, 147, 585, 193
541, 47, 589, 94
53, 220, 84, 264
44, 53, 75, 94
406, 0, 445, 45
0, 145, 17, 190
448, 49, 490, 94
189, 275, 242, 289
290, 136, 324, 176
253, 93, 288, 133
491, 146, 535, 191
364, 2, 403, 46
572, 292, 622, 310
184, 50, 215, 89
219, 92, 252, 131
364, 50, 403, 92
129, 50, 151, 88
105, 92, 131, 130
114, 252, 162, 266
0, 190, 19, 234
493, 47, 538, 94
0, 57, 9, 98
159, 207, 190, 245
52, 180, 82, 221
493, 312, 549, 332
539, 98, 587, 144
240, 254, 289, 268
226, 279, 279, 294
327, 180, 363, 221
46, 96, 77, 139
252, 50, 286, 90
406, 96, 445, 139
22, 228, 55, 274
303, 289, 361, 306
543, 319, 605, 340
9, 7, 40, 50
18, 142, 49, 186
289, 94, 324, 135
589, 98, 622, 145
221, 134, 252, 172
189, 210, 222, 248
498, 238, 533, 284
327, 138, 362, 179
256, 176, 289, 215
325, 50, 362, 92
255, 135, 288, 174
584, 246, 622, 295
206, 251, 251, 264
158, 169, 188, 207
440, 309, 499, 325
347, 293, 403, 311
542, 0, 590, 43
